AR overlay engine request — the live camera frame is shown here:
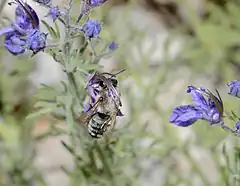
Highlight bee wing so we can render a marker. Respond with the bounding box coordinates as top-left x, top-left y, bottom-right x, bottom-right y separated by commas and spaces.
101, 113, 117, 131
76, 96, 102, 124
101, 114, 117, 141
76, 112, 91, 124
109, 115, 117, 130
